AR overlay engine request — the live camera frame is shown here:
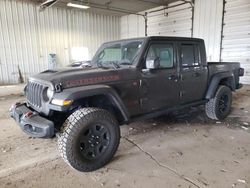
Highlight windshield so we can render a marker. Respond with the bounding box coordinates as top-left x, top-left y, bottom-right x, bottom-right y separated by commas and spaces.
92, 40, 143, 68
